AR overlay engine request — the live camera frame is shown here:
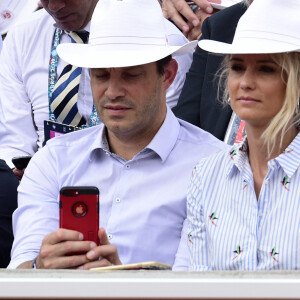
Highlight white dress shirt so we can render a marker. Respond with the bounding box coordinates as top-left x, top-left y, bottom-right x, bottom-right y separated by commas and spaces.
8, 108, 225, 269
0, 9, 193, 167
184, 133, 300, 271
